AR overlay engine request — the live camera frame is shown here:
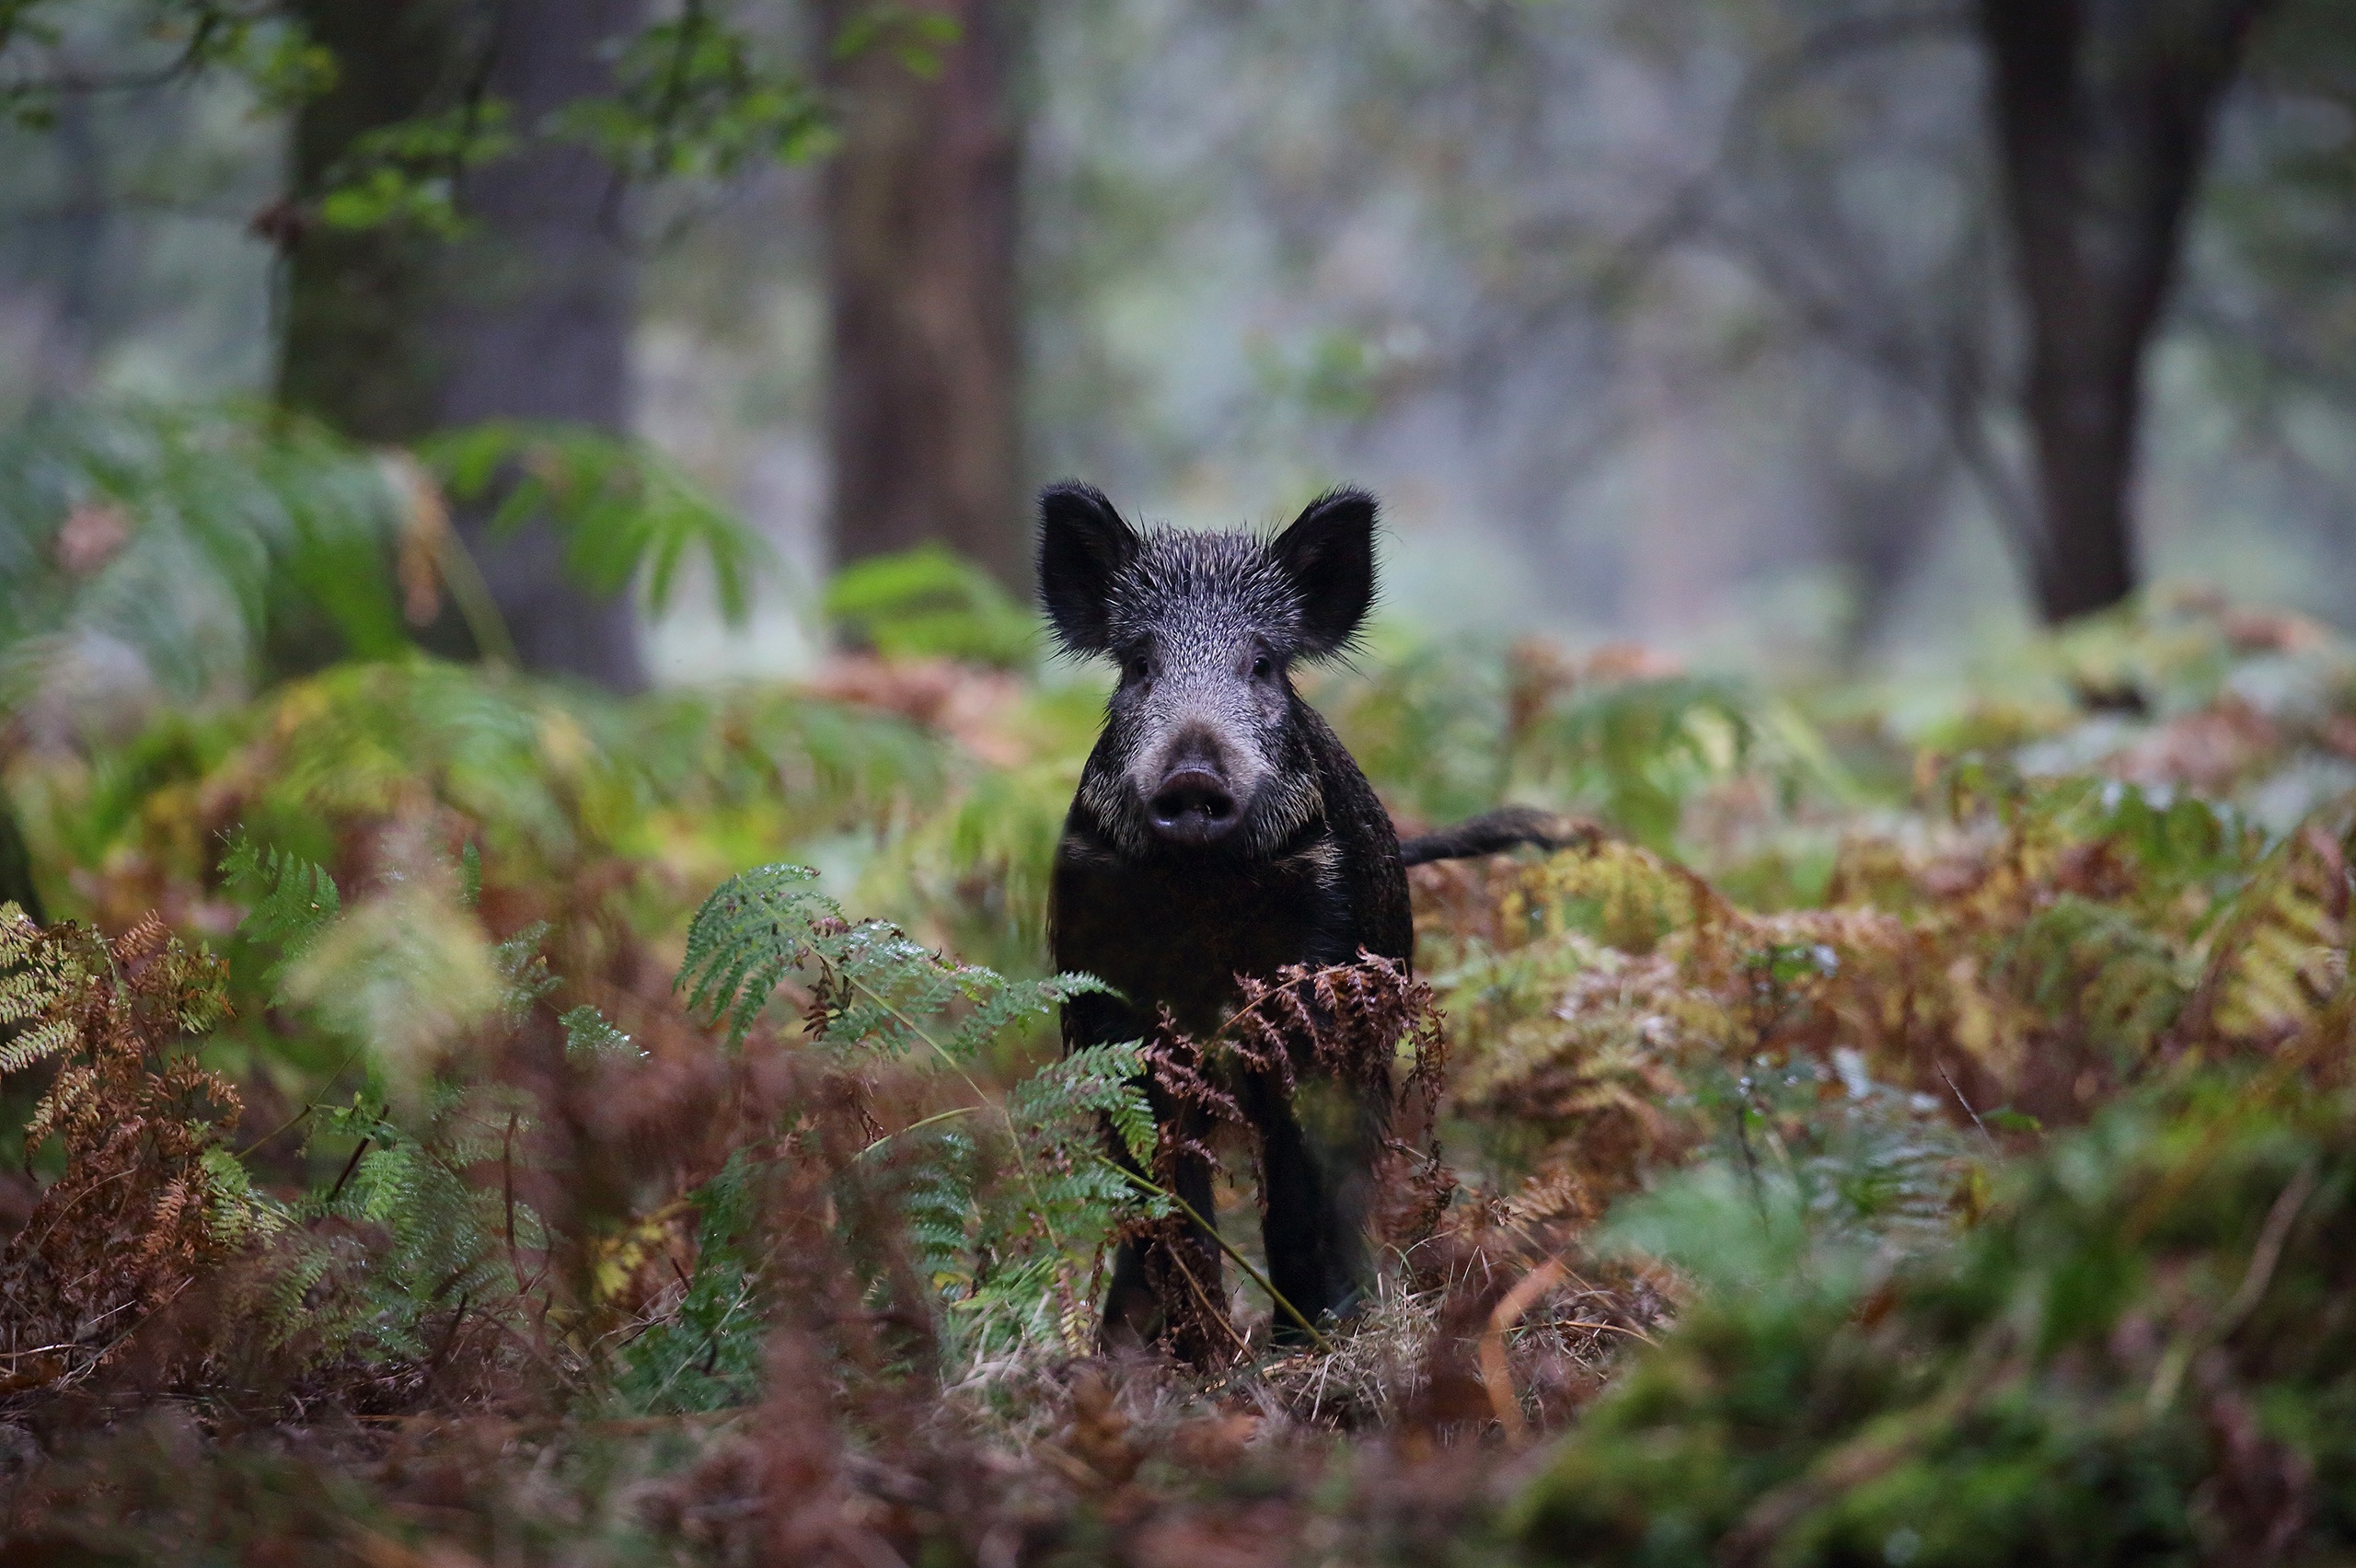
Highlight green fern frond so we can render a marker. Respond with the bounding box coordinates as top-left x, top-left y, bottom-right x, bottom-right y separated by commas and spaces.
267, 1077, 537, 1365
808, 917, 971, 1056
936, 1039, 1161, 1359
325, 1137, 511, 1355
220, 830, 341, 987
561, 1004, 642, 1061
0, 400, 419, 702
0, 901, 79, 1074
612, 1149, 767, 1414
493, 921, 558, 1025
0, 1016, 77, 1076
824, 543, 1039, 669
941, 966, 1102, 1065
0, 902, 74, 1029
0, 900, 41, 963
676, 865, 1143, 1369
417, 420, 770, 622
1012, 1040, 1156, 1167
2000, 895, 2187, 1066
200, 1146, 290, 1247
898, 1125, 982, 1293
683, 863, 1110, 1066
2195, 818, 2351, 1044
677, 862, 838, 1047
